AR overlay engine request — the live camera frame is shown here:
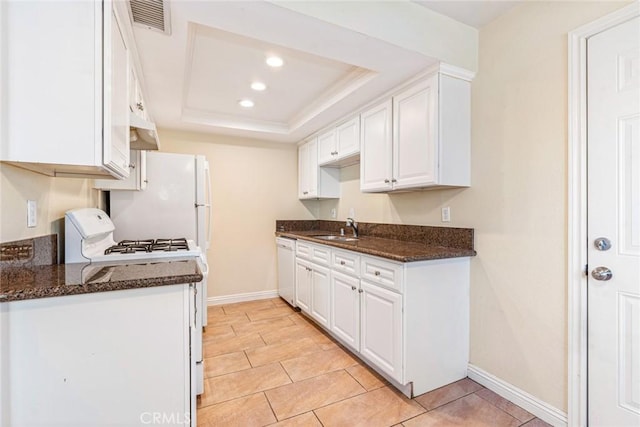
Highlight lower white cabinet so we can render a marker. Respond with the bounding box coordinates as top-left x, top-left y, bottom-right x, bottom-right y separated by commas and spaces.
296, 238, 470, 398
330, 271, 360, 351
360, 280, 403, 383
